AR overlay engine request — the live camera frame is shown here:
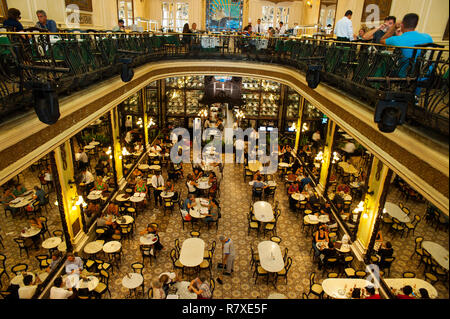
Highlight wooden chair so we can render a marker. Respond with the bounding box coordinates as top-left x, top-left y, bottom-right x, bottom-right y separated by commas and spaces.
275, 257, 292, 285
307, 272, 324, 299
